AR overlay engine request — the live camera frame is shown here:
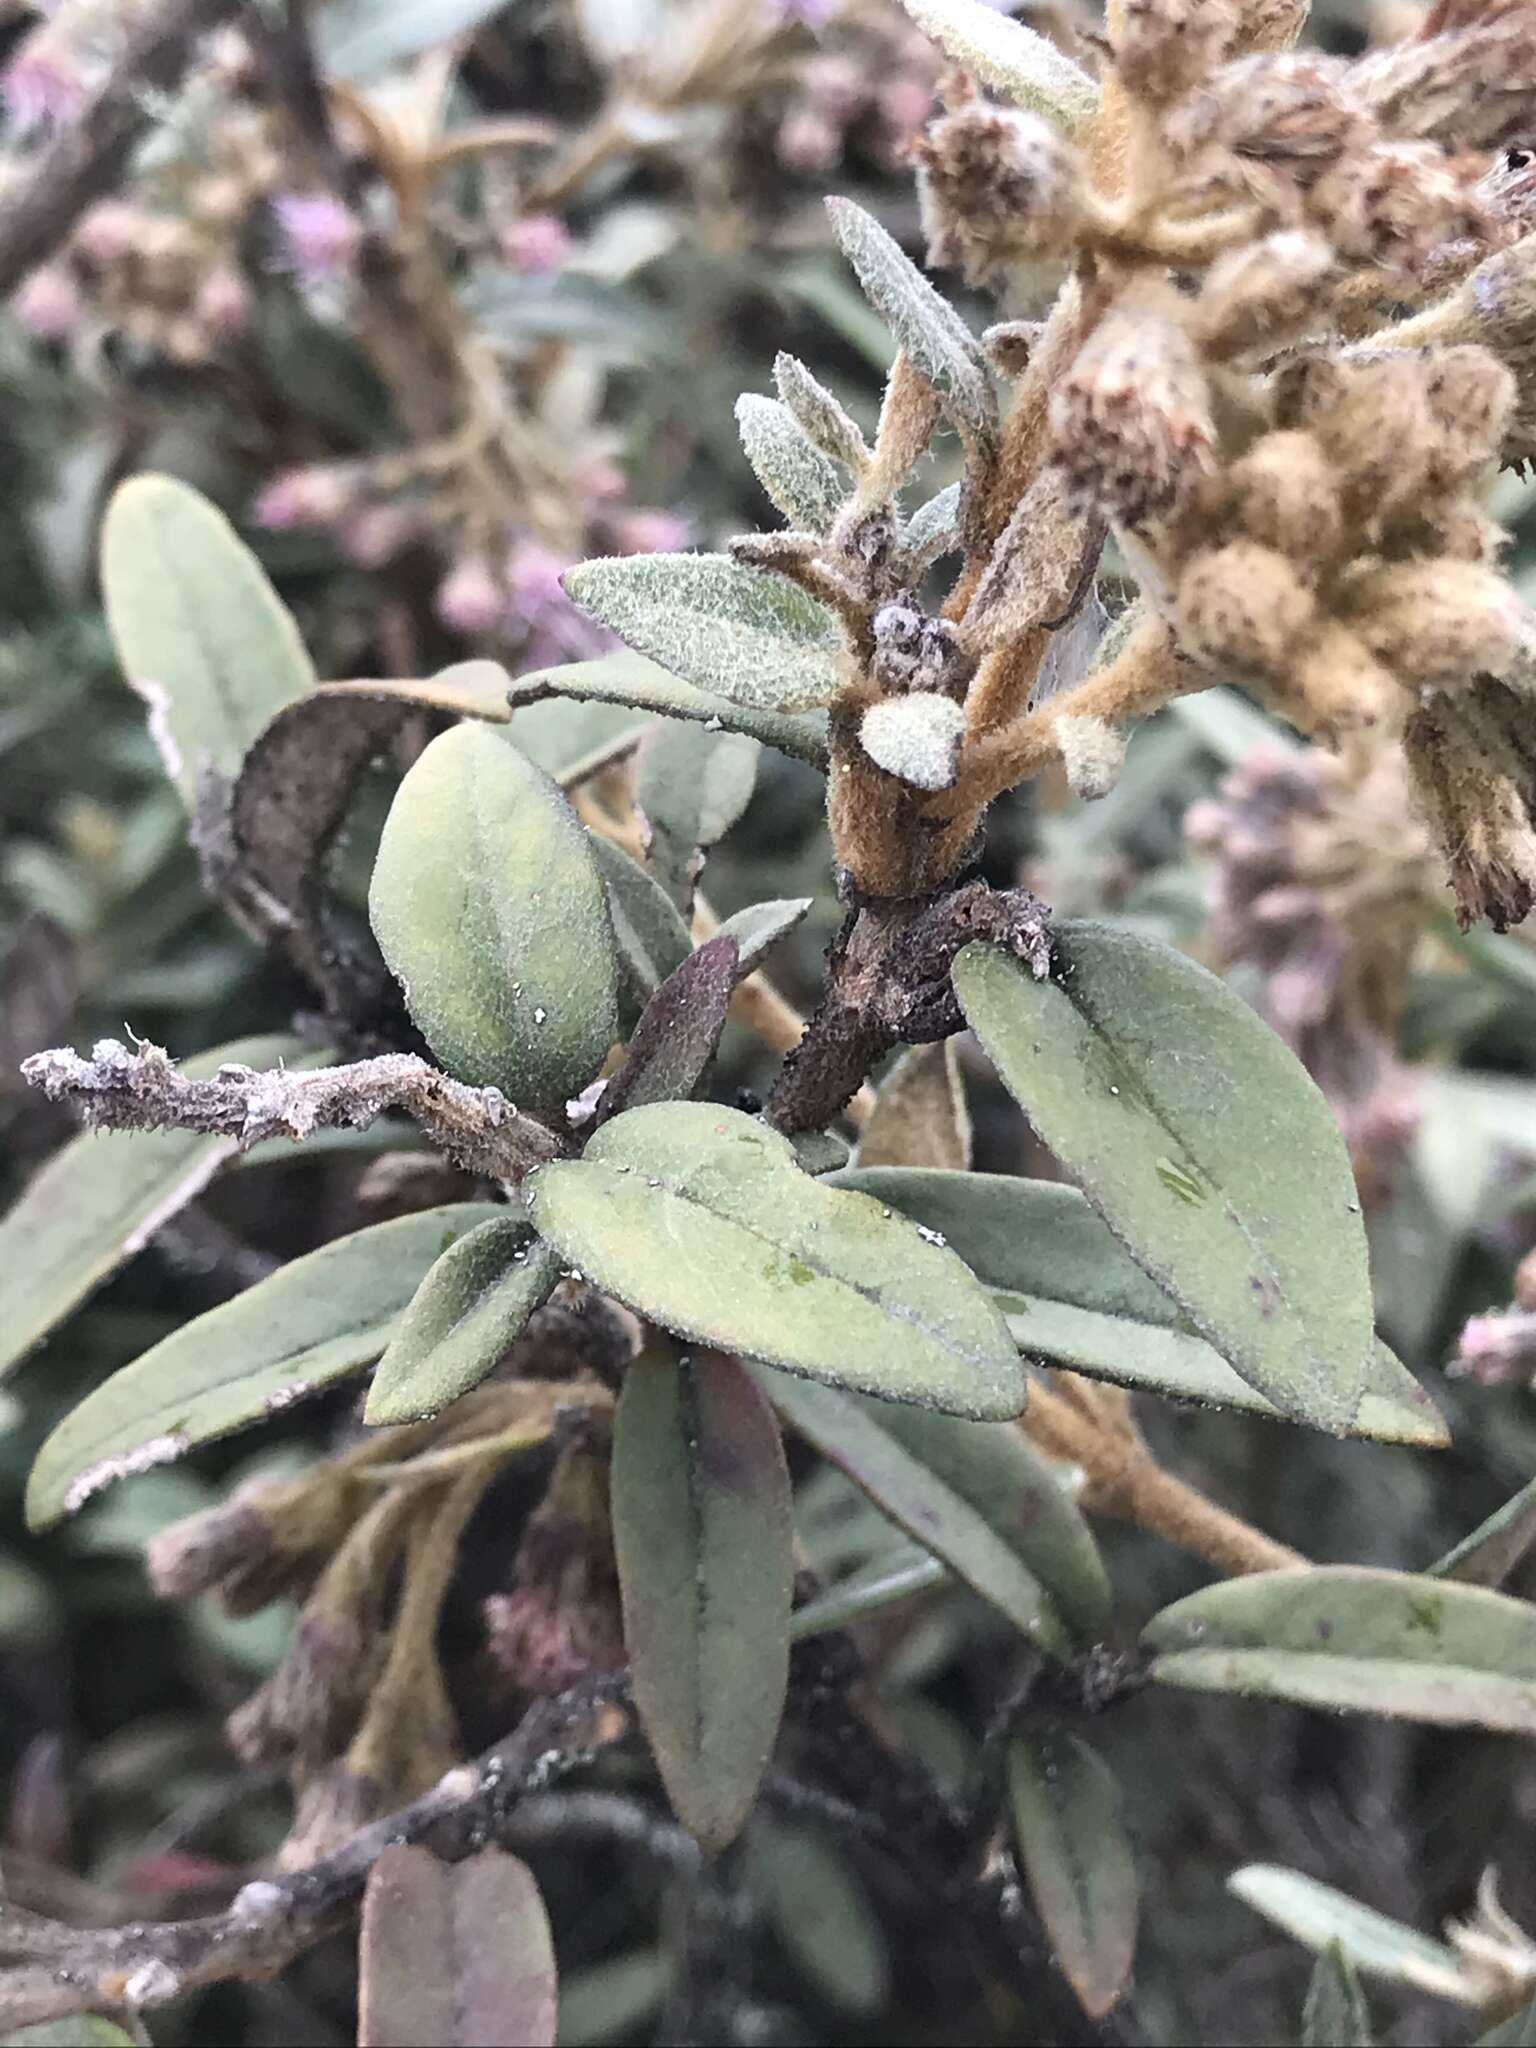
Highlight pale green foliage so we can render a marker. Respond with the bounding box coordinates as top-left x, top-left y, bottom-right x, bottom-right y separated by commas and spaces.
735, 394, 848, 534
634, 721, 760, 910
1229, 1867, 1467, 2003
825, 199, 998, 445
773, 352, 871, 474
562, 555, 845, 712
507, 653, 830, 764
859, 694, 966, 791
903, 481, 962, 553
891, 0, 1100, 133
